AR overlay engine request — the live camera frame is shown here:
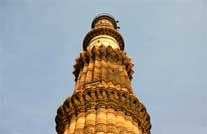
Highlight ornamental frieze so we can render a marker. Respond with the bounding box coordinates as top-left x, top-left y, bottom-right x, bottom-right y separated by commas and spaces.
56, 87, 151, 134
